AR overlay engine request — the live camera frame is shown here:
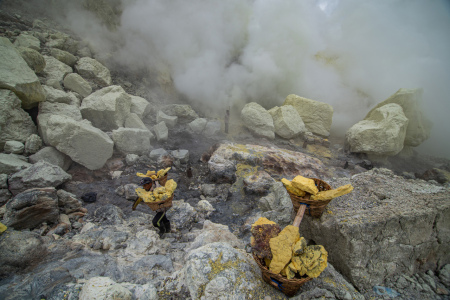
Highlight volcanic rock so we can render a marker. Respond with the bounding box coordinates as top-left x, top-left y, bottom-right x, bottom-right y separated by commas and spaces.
112, 127, 151, 156
42, 55, 73, 83
75, 57, 112, 87
0, 153, 31, 175
269, 105, 306, 139
29, 146, 73, 171
241, 102, 275, 140
63, 73, 92, 97
15, 46, 46, 73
